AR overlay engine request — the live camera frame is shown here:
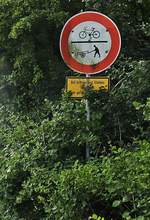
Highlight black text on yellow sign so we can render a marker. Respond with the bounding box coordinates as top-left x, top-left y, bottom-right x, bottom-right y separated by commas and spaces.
66, 77, 110, 98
